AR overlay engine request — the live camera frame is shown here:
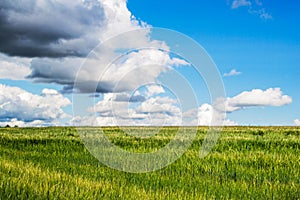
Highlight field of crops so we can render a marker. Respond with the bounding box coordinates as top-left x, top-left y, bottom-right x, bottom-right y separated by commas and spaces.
0, 126, 299, 199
